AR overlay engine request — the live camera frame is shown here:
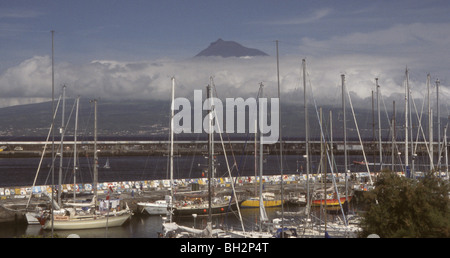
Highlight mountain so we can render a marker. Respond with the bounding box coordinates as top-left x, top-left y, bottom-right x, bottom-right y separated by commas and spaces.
195, 38, 269, 58
0, 99, 171, 138
0, 98, 407, 141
